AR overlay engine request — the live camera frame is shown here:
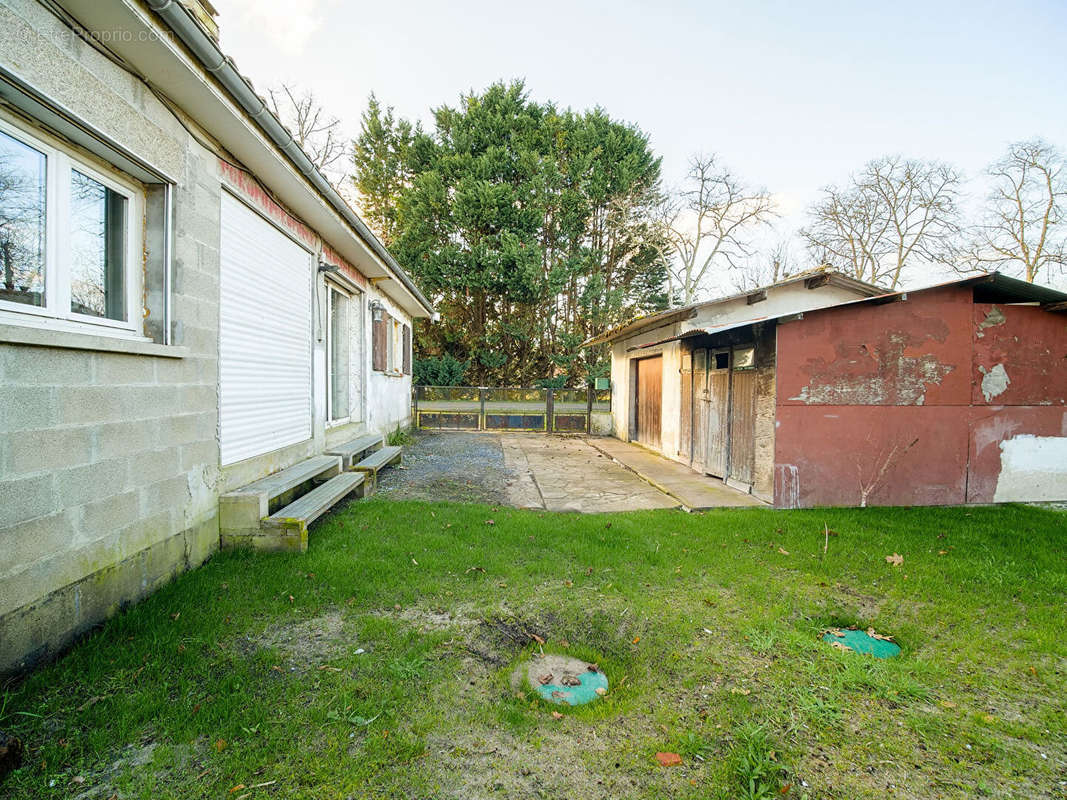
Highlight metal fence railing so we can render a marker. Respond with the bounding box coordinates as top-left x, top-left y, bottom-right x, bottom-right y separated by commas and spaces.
413, 386, 611, 433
